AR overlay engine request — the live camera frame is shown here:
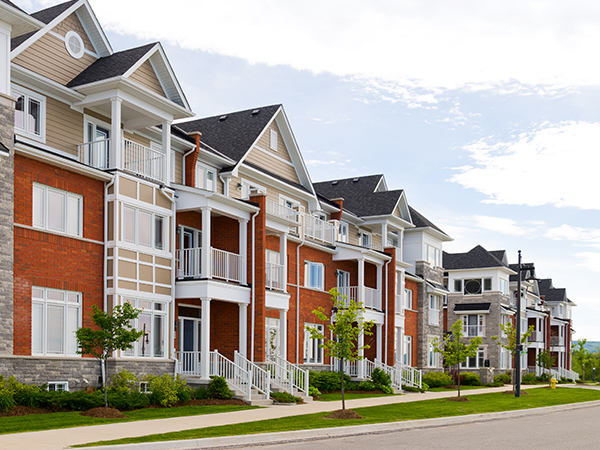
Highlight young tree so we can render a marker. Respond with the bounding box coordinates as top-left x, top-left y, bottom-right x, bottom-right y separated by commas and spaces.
306, 288, 374, 410
433, 320, 482, 398
76, 303, 144, 408
491, 322, 534, 392
536, 350, 556, 387
572, 339, 591, 382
